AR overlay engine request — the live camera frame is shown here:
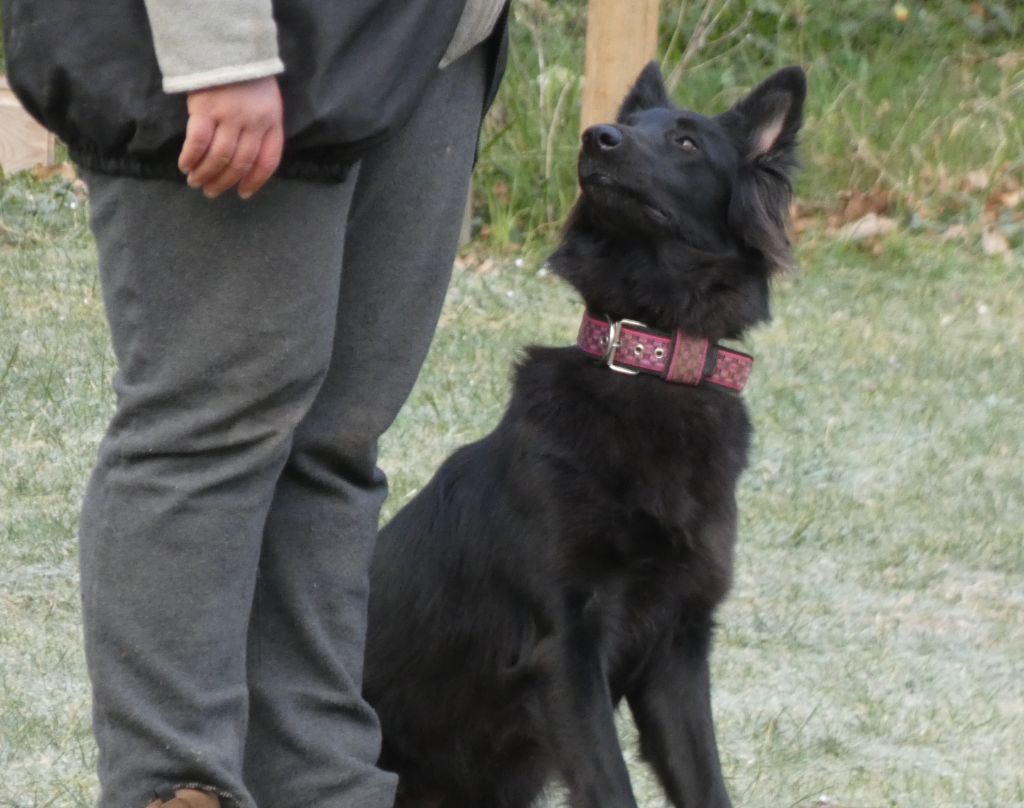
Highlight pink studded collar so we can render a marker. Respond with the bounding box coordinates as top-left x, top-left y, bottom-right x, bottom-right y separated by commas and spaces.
576, 311, 754, 392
